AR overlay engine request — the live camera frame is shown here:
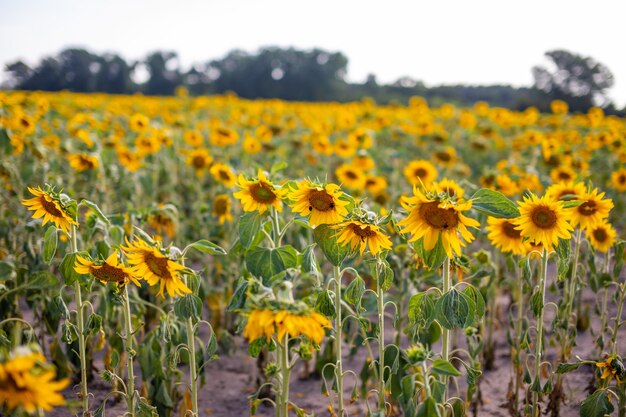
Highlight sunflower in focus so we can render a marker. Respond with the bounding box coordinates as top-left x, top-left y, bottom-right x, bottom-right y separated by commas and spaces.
288, 180, 350, 227
514, 193, 573, 250
403, 160, 438, 186
610, 167, 626, 192
332, 219, 392, 256
213, 194, 233, 224
586, 221, 616, 253
210, 163, 237, 187
397, 186, 479, 258
570, 188, 613, 230
0, 348, 69, 413
486, 217, 526, 256
74, 250, 140, 286
122, 238, 191, 298
68, 153, 99, 172
234, 170, 284, 214
22, 186, 77, 233
243, 308, 331, 345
